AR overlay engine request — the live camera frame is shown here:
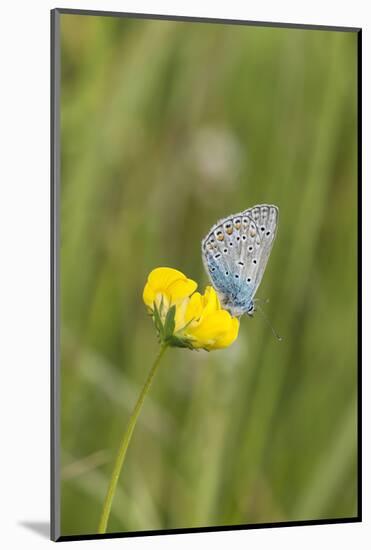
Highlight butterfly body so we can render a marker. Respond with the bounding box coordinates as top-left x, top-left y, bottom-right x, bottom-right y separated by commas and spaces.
201, 204, 279, 317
